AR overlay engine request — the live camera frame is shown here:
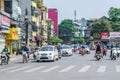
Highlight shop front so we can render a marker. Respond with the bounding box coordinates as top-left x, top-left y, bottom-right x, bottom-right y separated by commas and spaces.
6, 28, 19, 55
0, 11, 10, 52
